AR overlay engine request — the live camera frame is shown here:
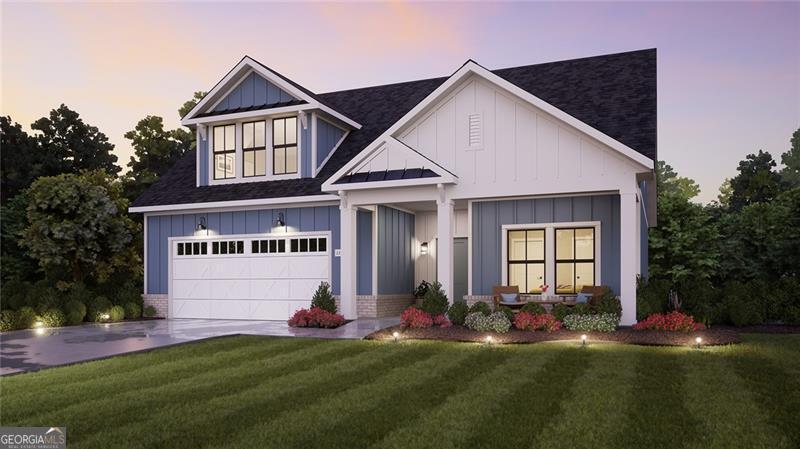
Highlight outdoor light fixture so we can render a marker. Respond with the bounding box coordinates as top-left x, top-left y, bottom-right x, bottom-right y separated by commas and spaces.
485, 335, 493, 345
33, 321, 44, 328
581, 334, 588, 346
35, 327, 45, 336
392, 331, 400, 342
275, 212, 285, 228
101, 313, 110, 321
420, 242, 429, 255
695, 336, 703, 349
196, 217, 207, 232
